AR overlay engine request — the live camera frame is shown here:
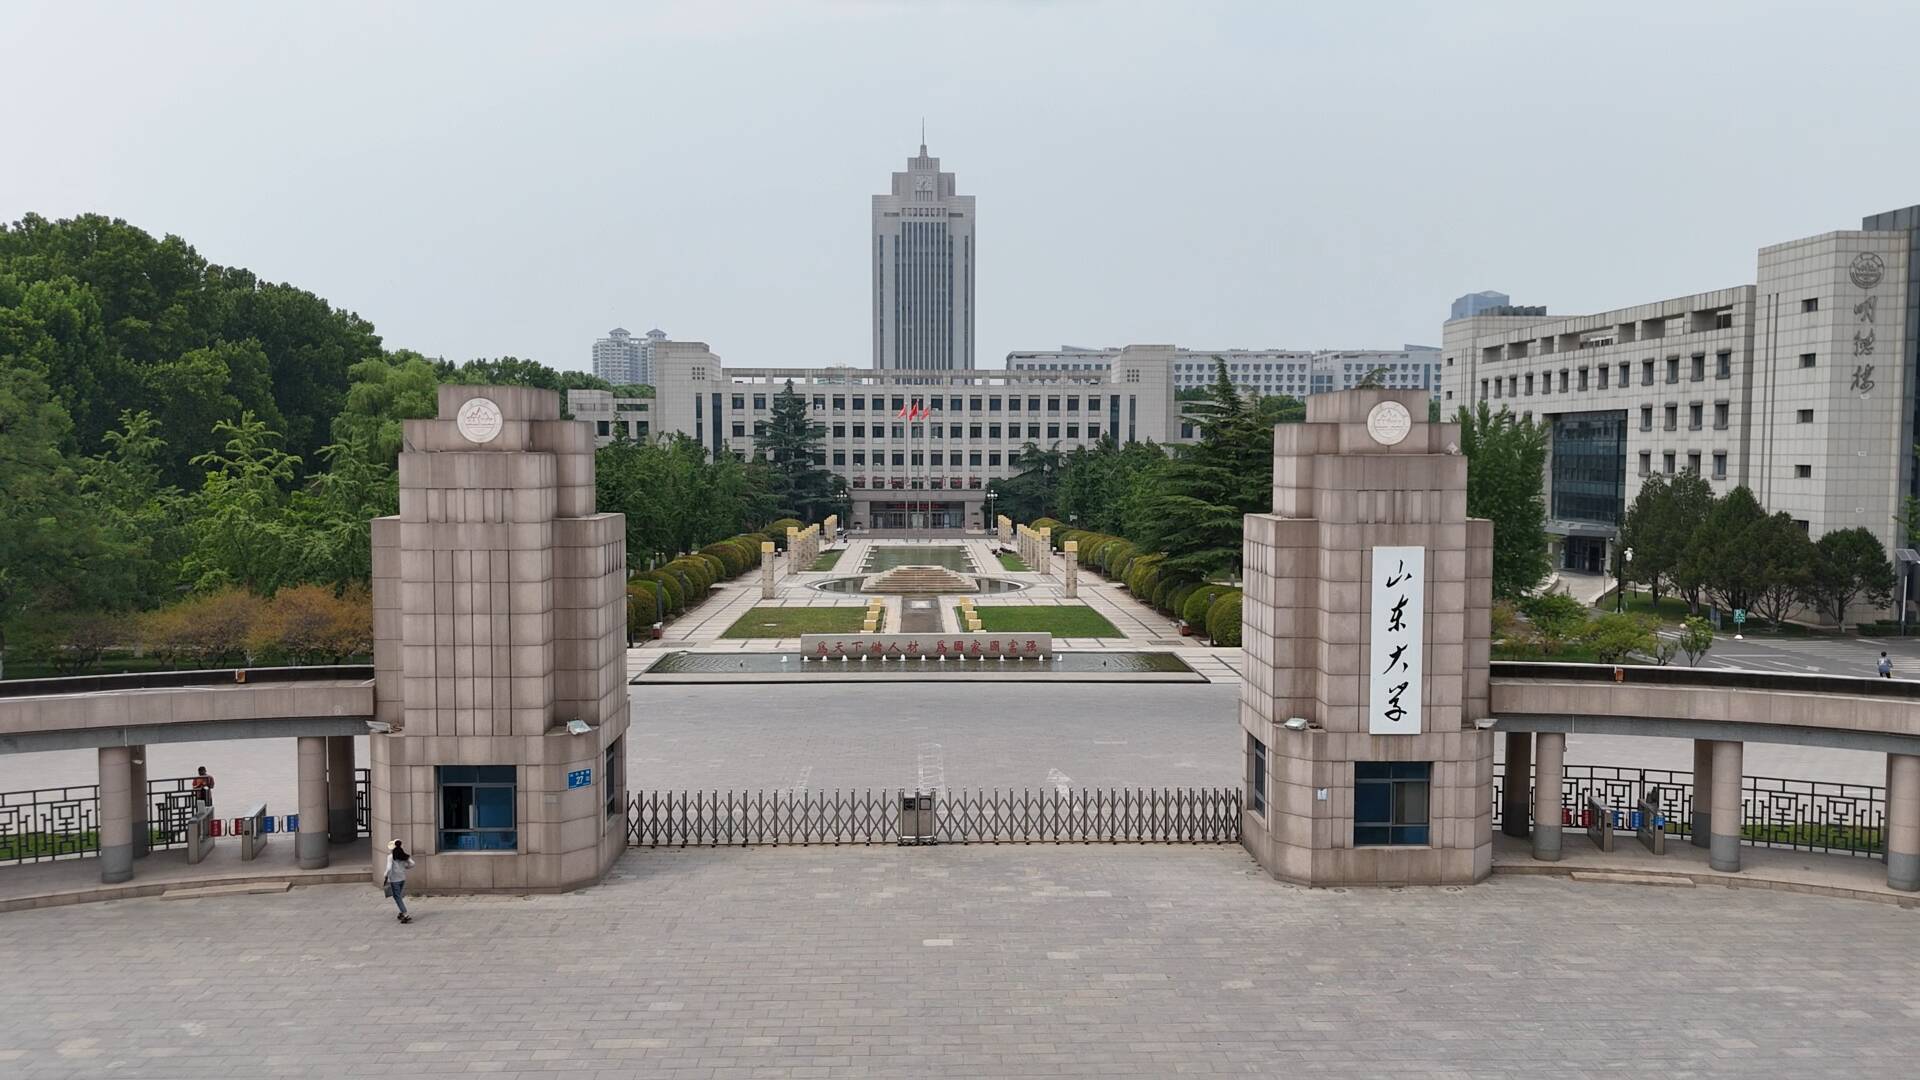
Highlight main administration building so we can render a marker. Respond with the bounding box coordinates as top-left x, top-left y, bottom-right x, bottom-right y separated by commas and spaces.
576, 142, 1441, 530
